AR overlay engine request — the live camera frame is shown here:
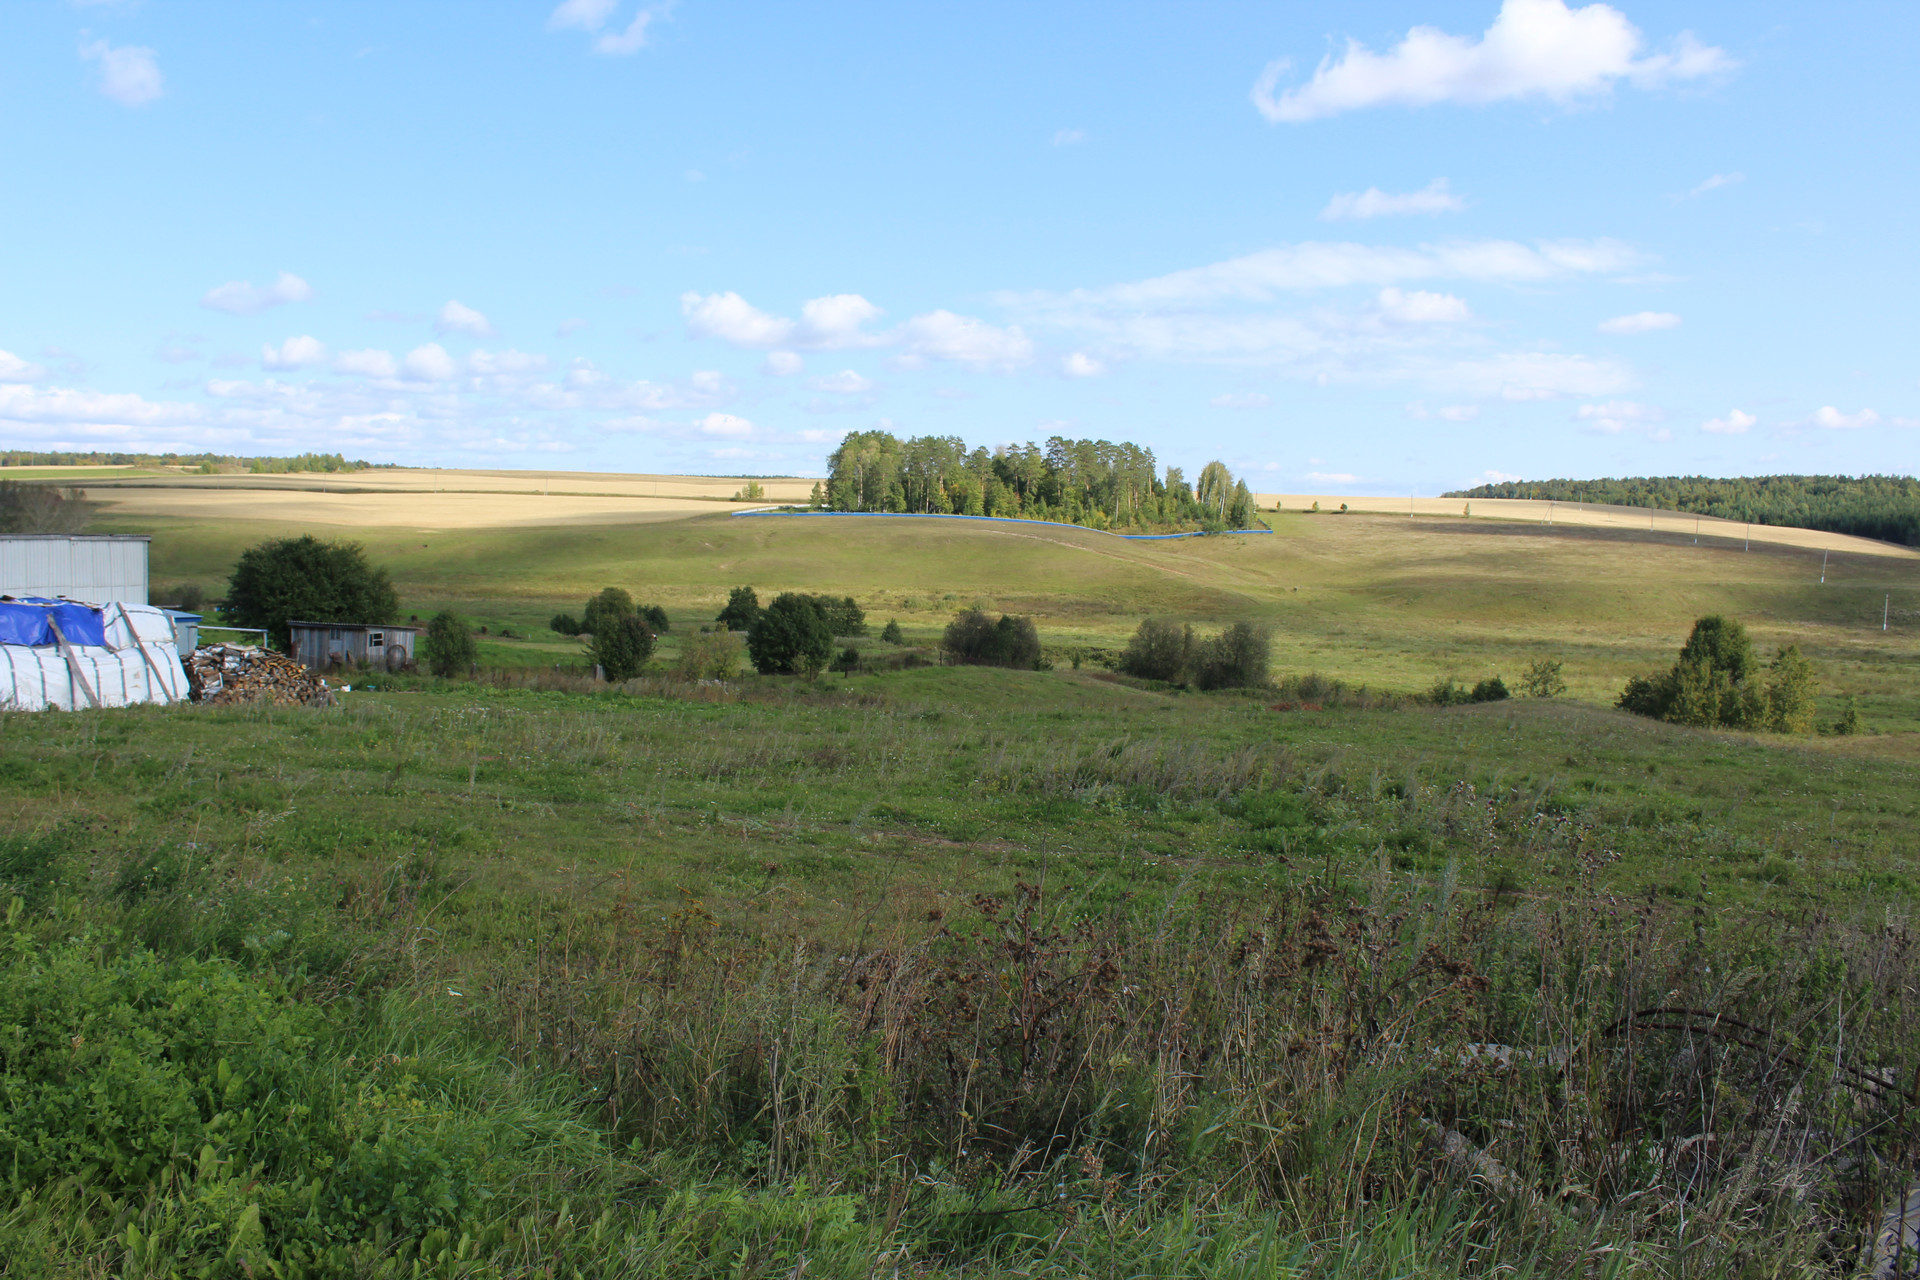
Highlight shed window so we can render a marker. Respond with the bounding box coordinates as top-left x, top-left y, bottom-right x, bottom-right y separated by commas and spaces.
370, 632, 385, 646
